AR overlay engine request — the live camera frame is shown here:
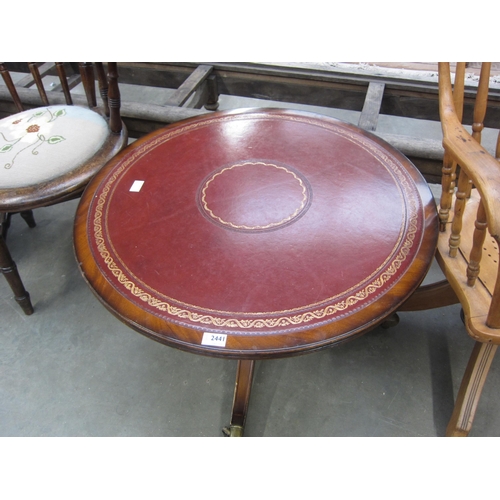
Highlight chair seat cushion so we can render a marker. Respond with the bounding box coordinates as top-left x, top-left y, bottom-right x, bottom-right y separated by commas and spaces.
0, 105, 109, 189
